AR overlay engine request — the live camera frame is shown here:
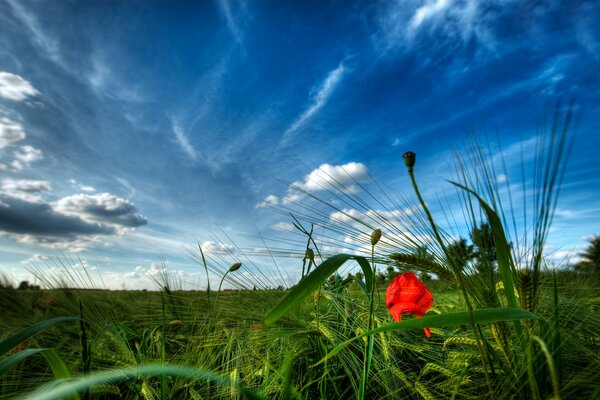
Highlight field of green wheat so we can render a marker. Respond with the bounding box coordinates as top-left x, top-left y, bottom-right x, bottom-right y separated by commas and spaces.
1, 109, 599, 399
